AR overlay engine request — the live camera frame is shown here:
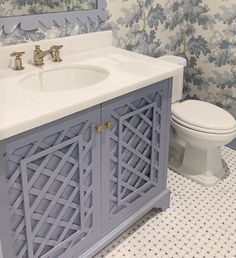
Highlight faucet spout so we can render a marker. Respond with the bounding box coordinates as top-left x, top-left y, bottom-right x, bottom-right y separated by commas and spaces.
33, 45, 53, 67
